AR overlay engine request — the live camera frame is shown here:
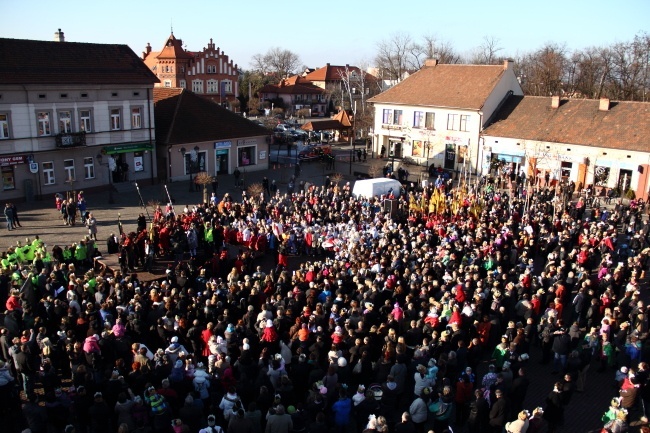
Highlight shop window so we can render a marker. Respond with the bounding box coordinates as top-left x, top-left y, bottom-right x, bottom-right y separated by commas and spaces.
561, 161, 572, 178
184, 151, 206, 175
238, 146, 256, 167
2, 166, 15, 190
594, 166, 610, 186
412, 140, 423, 157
